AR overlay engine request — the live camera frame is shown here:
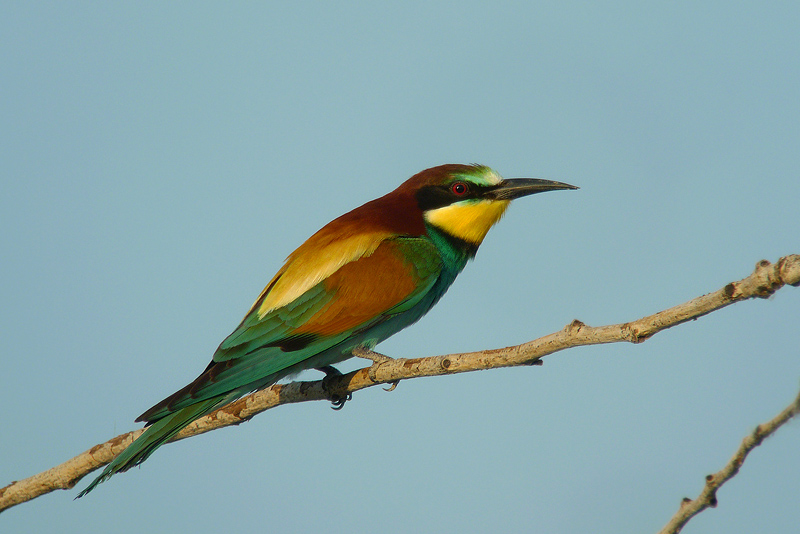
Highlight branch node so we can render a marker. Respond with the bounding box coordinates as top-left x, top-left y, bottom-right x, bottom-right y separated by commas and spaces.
754, 259, 786, 298
778, 255, 800, 286
565, 319, 586, 333
621, 324, 640, 343
723, 283, 737, 299
441, 358, 451, 370
751, 424, 765, 443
